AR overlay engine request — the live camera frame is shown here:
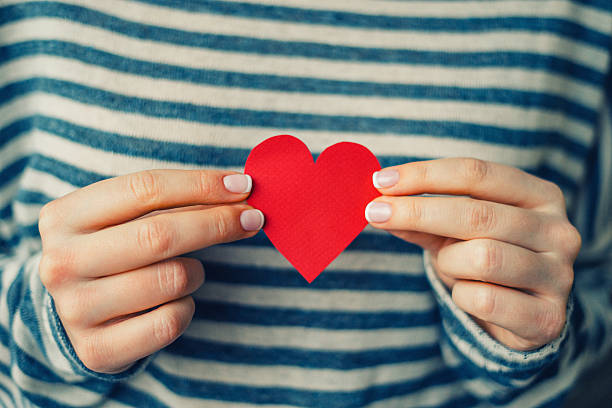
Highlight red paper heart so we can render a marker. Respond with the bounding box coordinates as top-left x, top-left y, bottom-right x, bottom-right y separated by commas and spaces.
245, 135, 381, 283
